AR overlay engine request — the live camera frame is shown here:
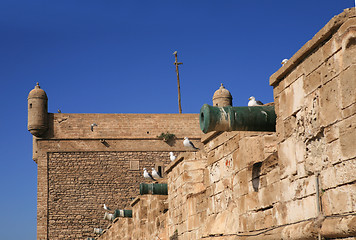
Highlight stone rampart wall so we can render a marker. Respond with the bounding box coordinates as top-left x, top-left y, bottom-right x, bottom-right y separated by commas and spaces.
96, 8, 356, 240
34, 113, 202, 239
